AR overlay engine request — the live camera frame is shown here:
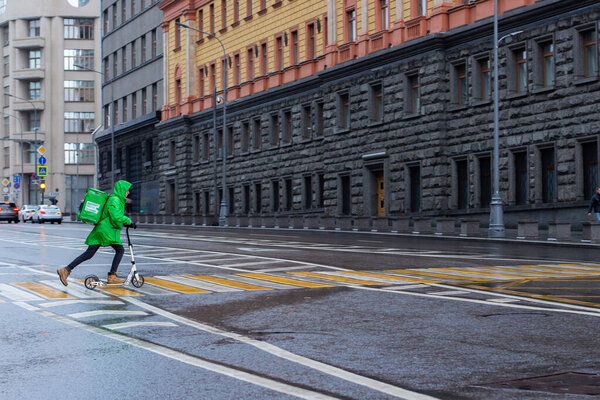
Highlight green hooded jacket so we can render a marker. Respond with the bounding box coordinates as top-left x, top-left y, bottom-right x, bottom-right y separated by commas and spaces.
85, 180, 132, 246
